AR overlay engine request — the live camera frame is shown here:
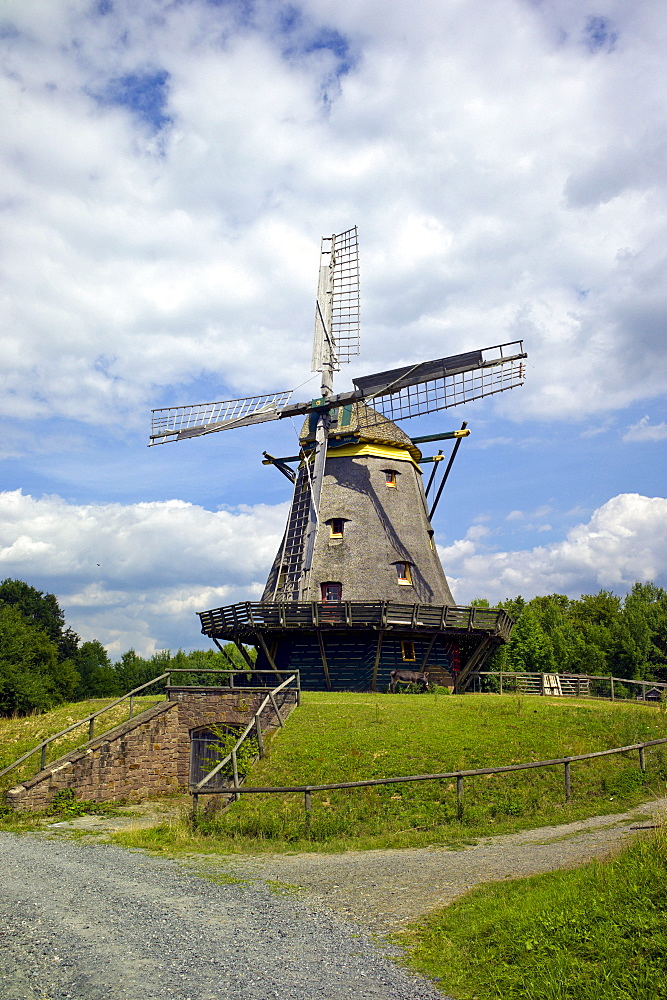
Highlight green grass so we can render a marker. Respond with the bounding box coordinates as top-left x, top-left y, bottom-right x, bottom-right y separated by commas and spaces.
0, 694, 164, 794
112, 692, 667, 855
399, 825, 667, 999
